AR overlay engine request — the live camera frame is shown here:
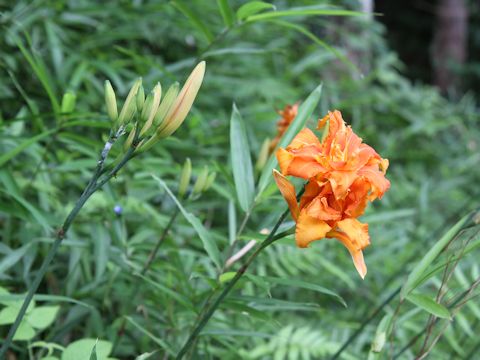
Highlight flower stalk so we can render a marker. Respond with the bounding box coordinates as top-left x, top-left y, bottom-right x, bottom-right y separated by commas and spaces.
175, 190, 302, 359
